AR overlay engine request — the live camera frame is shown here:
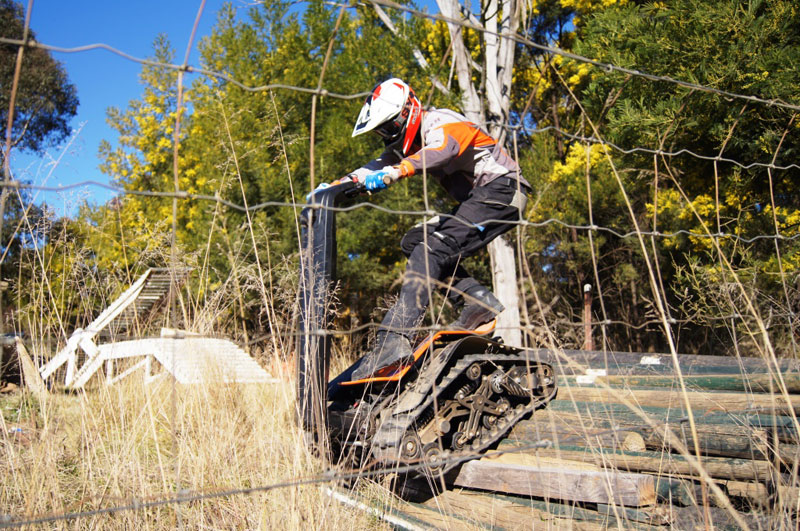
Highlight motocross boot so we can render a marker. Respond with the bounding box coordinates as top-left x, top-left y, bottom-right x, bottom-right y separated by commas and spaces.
351, 331, 413, 380
450, 287, 505, 331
